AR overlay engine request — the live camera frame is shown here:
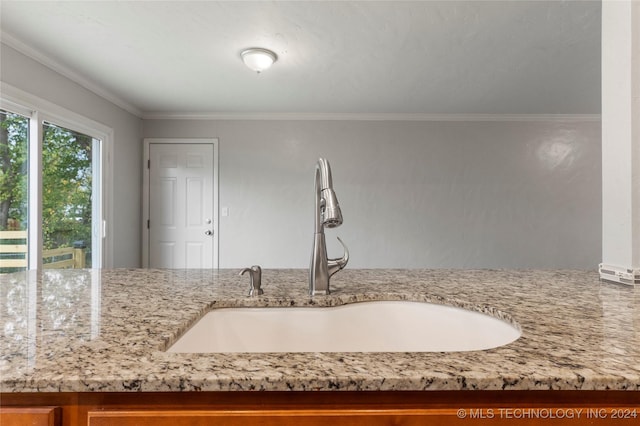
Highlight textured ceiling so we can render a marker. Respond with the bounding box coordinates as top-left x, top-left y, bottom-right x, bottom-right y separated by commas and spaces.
0, 1, 601, 117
